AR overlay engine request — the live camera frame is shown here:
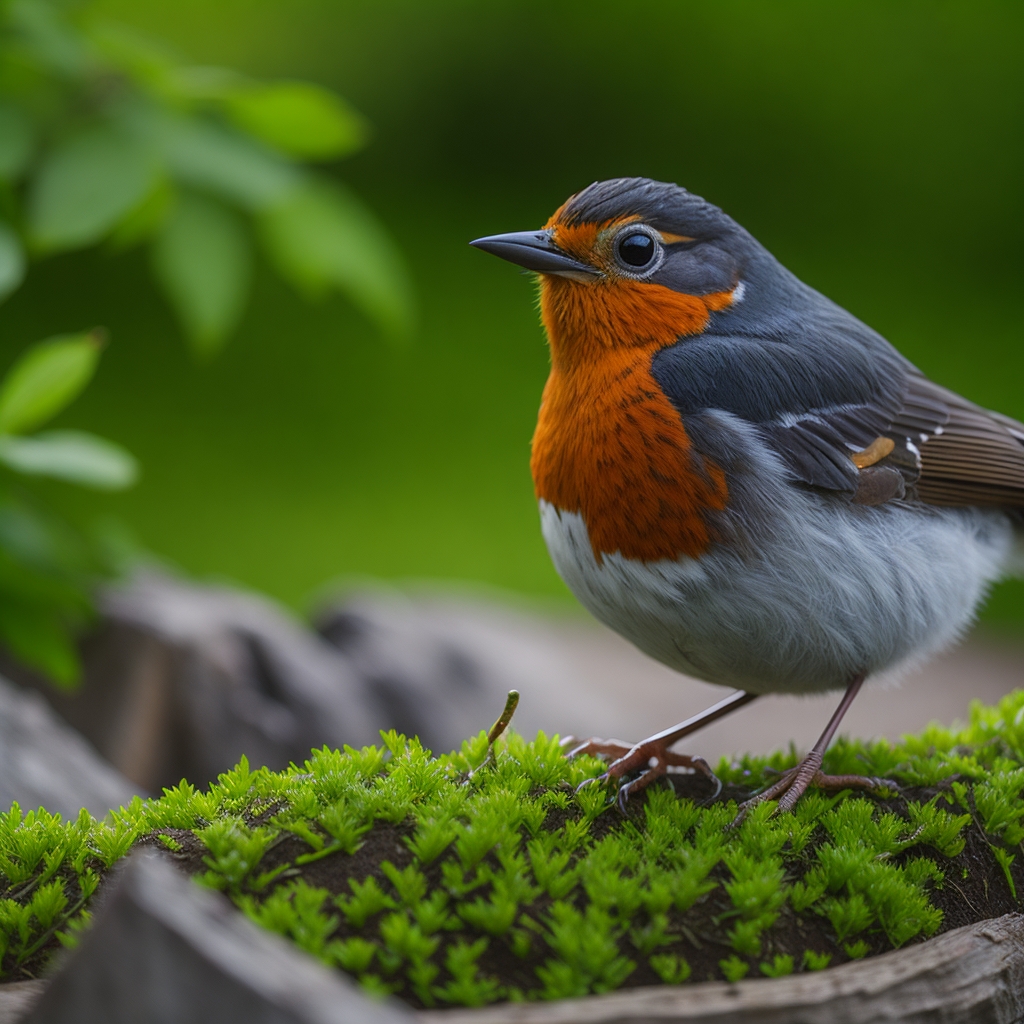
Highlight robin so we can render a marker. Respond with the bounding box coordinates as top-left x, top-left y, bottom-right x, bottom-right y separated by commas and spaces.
471, 177, 1024, 815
